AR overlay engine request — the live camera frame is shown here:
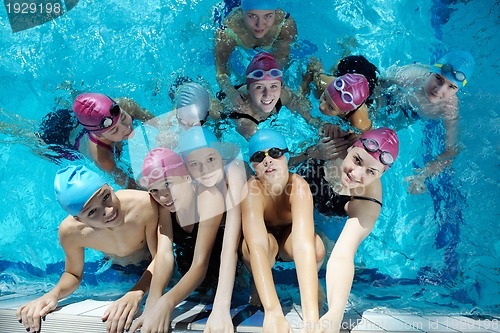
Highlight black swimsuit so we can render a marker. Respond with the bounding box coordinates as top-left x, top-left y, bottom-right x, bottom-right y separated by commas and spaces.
225, 98, 283, 125
171, 212, 225, 292
298, 159, 382, 217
